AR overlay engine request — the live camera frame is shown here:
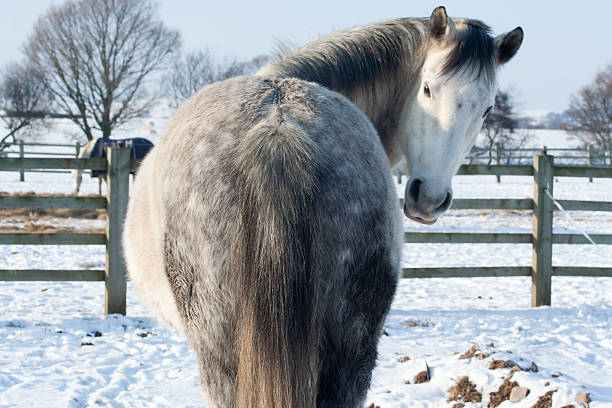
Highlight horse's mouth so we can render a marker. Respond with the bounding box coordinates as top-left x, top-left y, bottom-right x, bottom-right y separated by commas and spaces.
403, 208, 437, 225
